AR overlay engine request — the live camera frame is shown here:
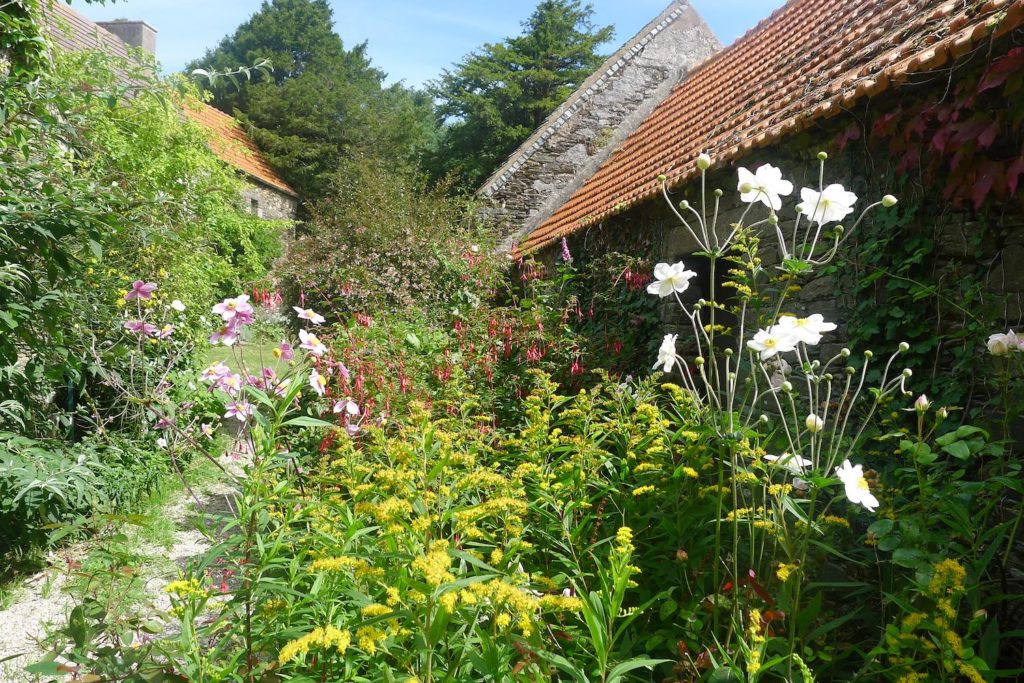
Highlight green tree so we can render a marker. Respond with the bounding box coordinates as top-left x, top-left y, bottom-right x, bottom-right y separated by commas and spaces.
429, 0, 613, 191
187, 0, 437, 201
